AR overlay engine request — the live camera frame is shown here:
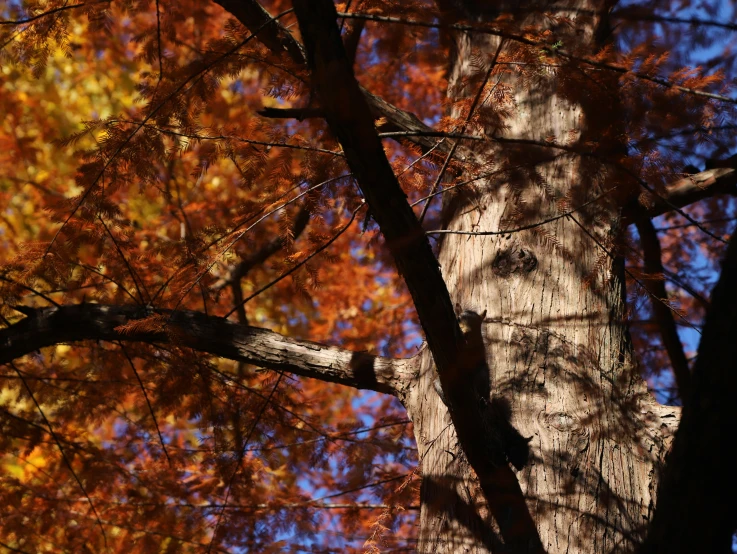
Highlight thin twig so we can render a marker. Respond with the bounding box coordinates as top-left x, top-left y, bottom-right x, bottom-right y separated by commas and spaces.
8, 361, 108, 548
427, 185, 616, 236
224, 203, 364, 319
337, 12, 737, 105
418, 39, 504, 224
117, 342, 172, 465
206, 373, 284, 553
